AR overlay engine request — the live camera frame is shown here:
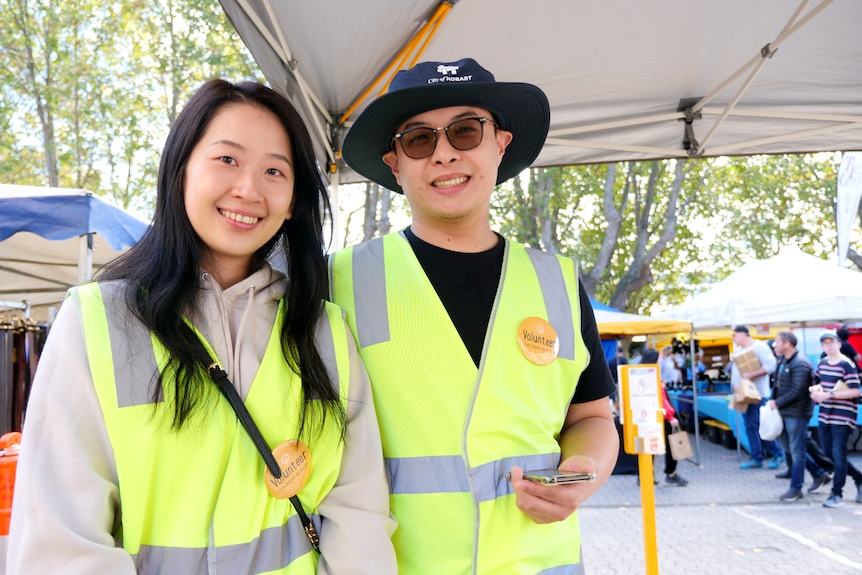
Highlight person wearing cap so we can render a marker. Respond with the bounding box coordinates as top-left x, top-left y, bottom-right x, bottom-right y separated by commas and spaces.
728, 325, 782, 470
810, 330, 862, 507
330, 58, 618, 574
